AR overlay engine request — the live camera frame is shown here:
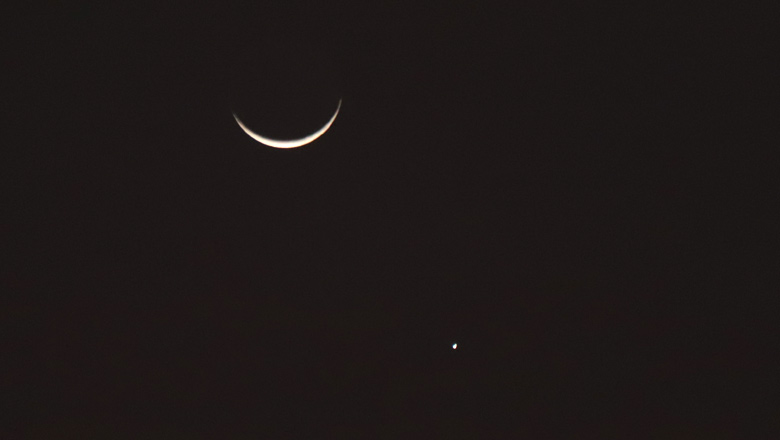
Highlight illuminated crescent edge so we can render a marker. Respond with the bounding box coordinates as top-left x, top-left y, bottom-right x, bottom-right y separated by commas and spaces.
233, 99, 342, 149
